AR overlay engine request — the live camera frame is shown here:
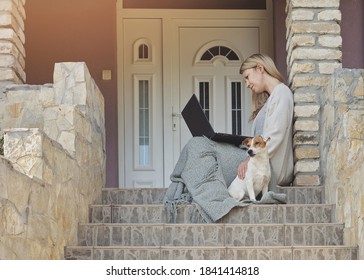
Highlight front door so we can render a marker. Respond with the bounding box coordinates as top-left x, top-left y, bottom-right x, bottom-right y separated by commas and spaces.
177, 27, 259, 150
118, 8, 273, 188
